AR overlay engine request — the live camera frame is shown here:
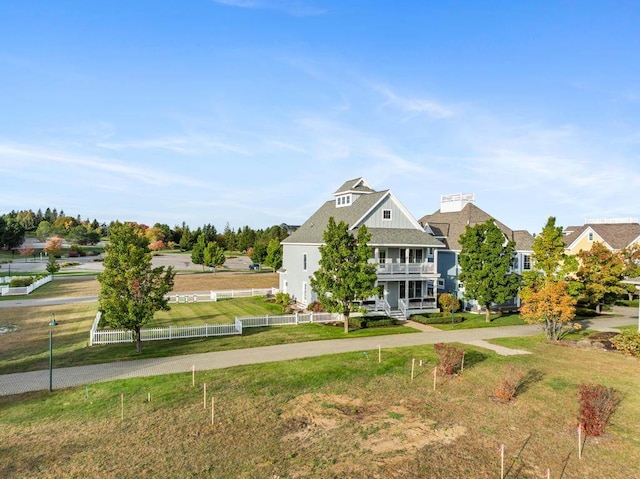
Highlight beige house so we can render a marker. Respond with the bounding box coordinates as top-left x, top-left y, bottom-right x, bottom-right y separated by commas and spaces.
563, 218, 640, 255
